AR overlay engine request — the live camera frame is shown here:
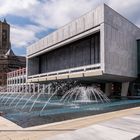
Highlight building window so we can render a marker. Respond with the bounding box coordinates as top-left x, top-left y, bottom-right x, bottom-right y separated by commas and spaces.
28, 32, 100, 76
